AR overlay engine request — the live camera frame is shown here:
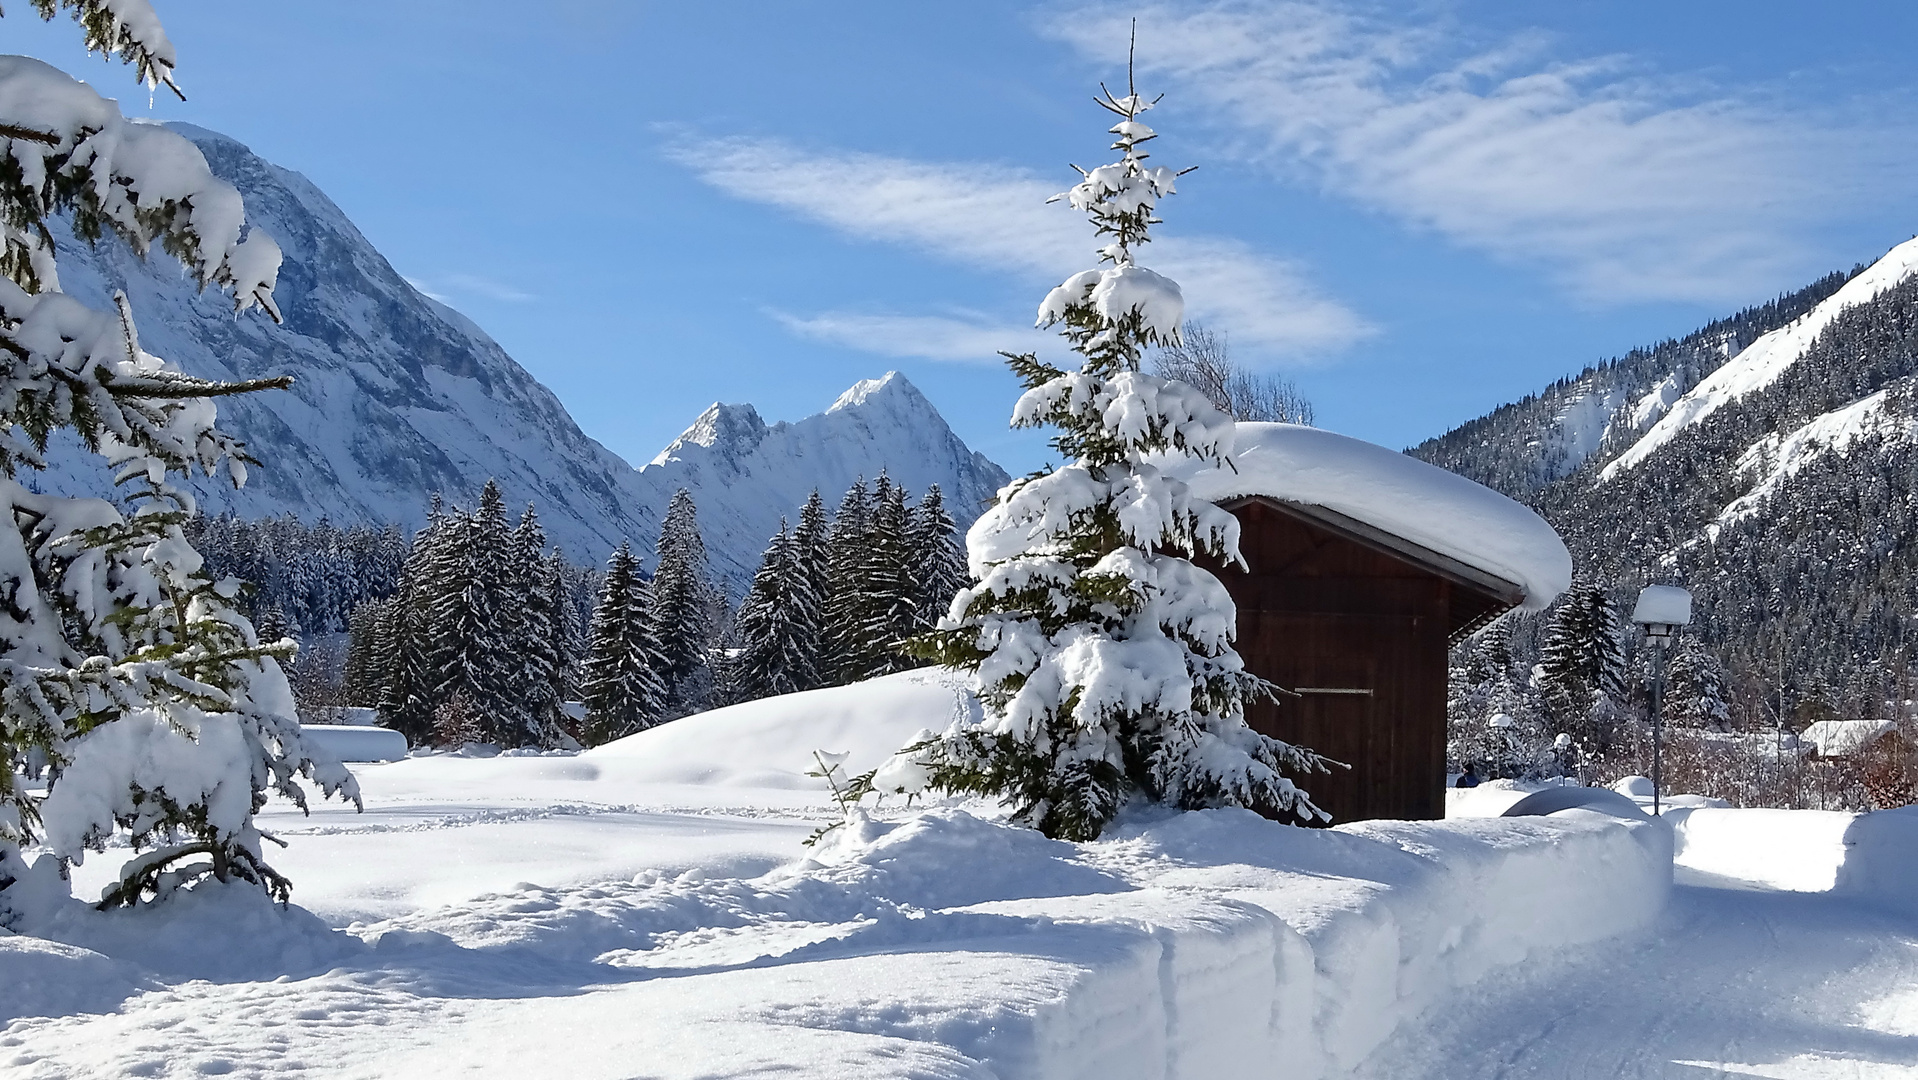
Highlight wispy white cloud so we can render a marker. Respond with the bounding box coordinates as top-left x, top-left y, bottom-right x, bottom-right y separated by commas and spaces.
772, 309, 1048, 363
401, 276, 450, 304
1044, 2, 1910, 304
406, 272, 536, 304
668, 134, 1371, 361
442, 273, 537, 303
